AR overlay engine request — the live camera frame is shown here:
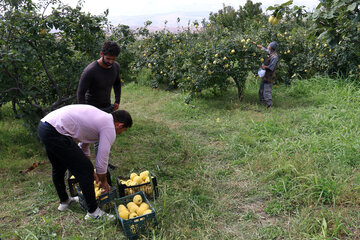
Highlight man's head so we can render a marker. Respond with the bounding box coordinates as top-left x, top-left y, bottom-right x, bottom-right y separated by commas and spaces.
268, 41, 278, 52
100, 41, 120, 67
111, 110, 133, 134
